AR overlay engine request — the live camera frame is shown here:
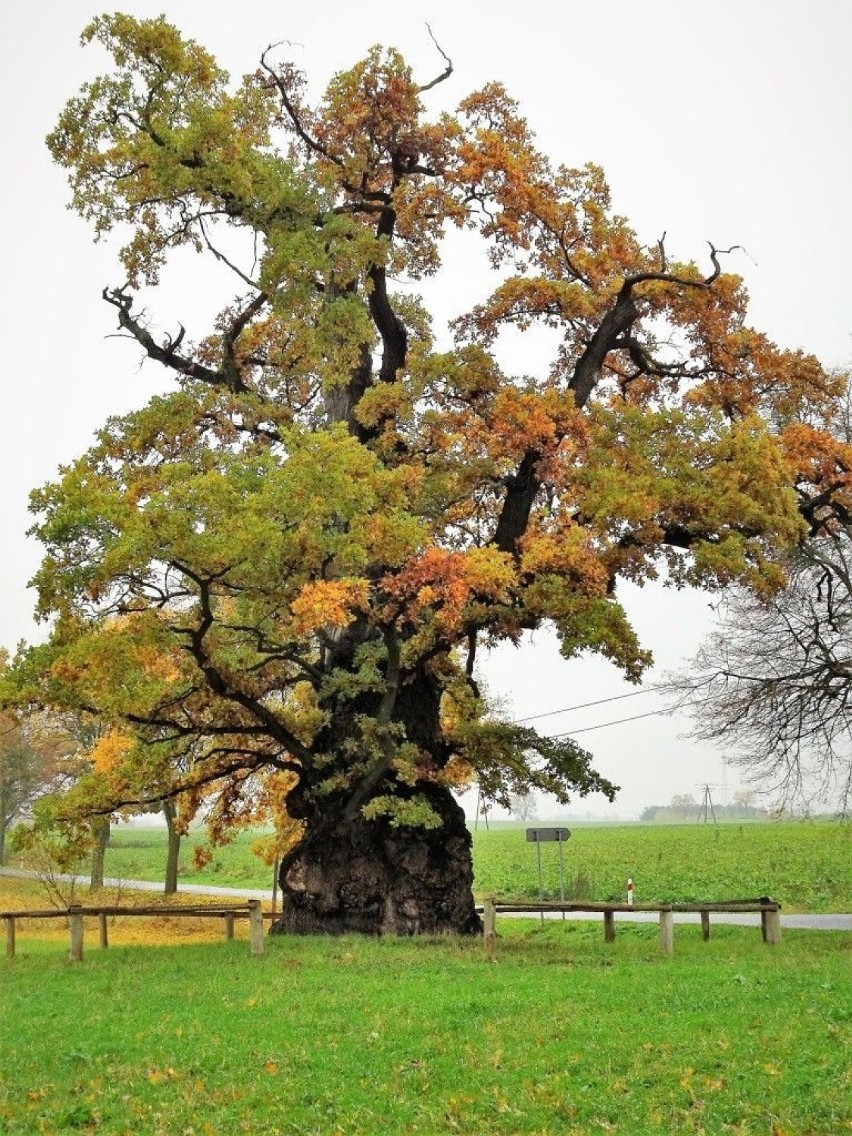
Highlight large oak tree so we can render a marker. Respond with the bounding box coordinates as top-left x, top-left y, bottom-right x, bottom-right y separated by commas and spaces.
18, 15, 849, 932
